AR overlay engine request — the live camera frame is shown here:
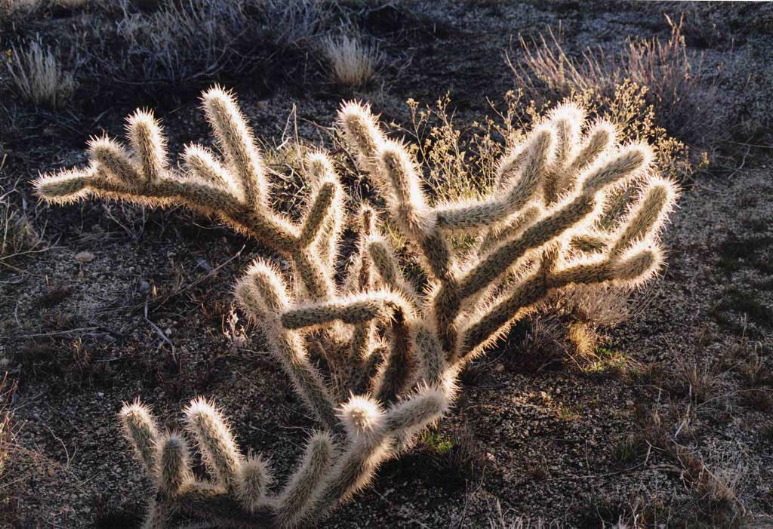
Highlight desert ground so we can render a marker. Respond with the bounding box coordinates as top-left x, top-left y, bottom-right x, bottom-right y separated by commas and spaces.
1, 1, 772, 527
